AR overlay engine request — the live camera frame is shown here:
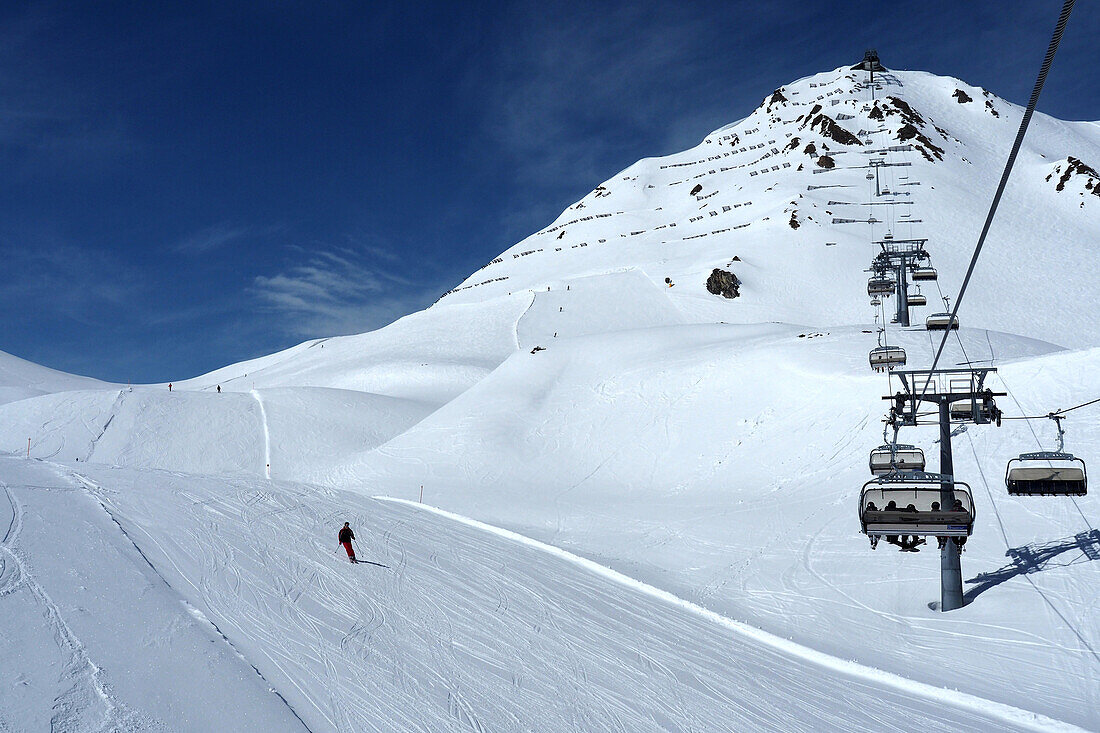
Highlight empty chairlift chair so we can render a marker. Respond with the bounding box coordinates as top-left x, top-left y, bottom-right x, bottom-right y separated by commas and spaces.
869, 444, 925, 475
1006, 453, 1087, 496
868, 277, 895, 297
926, 312, 959, 330
859, 473, 975, 547
868, 346, 906, 372
1006, 415, 1087, 496
907, 291, 927, 307
911, 267, 938, 281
